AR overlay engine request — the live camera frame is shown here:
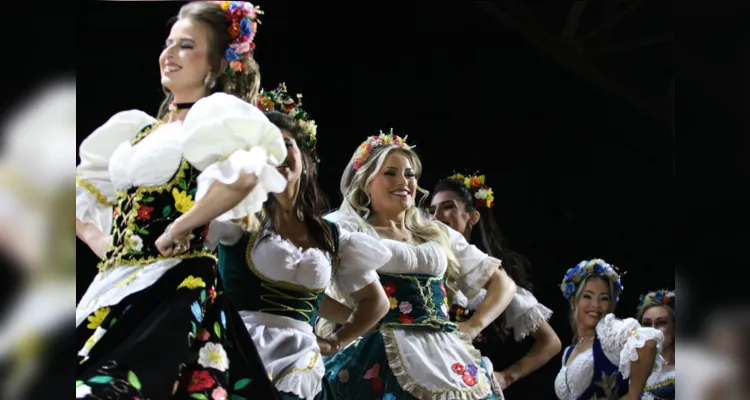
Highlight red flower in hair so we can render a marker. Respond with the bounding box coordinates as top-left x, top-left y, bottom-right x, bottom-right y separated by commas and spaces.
228, 22, 241, 39
230, 7, 247, 20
